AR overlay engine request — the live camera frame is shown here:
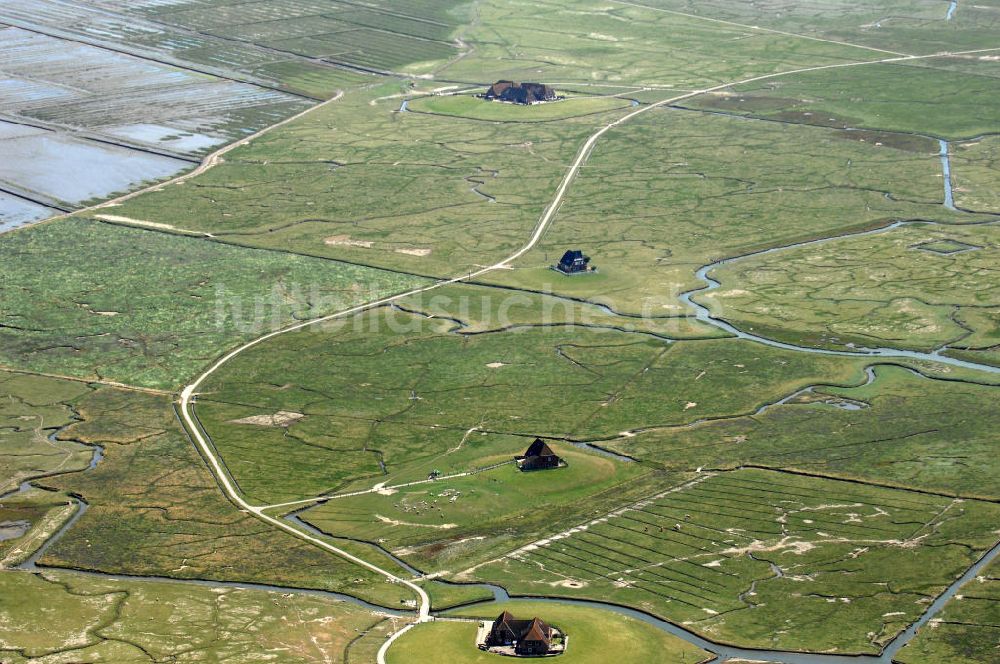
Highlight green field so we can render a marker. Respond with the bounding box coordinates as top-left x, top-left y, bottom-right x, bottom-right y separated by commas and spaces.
0, 570, 383, 663
140, 0, 471, 75
408, 93, 634, 122
702, 222, 999, 353
472, 468, 1000, 654
104, 81, 631, 280
388, 600, 710, 664
617, 0, 1000, 55
896, 557, 1000, 664
0, 218, 424, 390
194, 303, 872, 504
28, 384, 410, 608
0, 371, 93, 494
610, 365, 1000, 500
301, 440, 650, 572
951, 135, 1000, 213
438, 0, 886, 88
397, 282, 727, 340
688, 60, 1000, 140
481, 104, 971, 316
0, 0, 998, 660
